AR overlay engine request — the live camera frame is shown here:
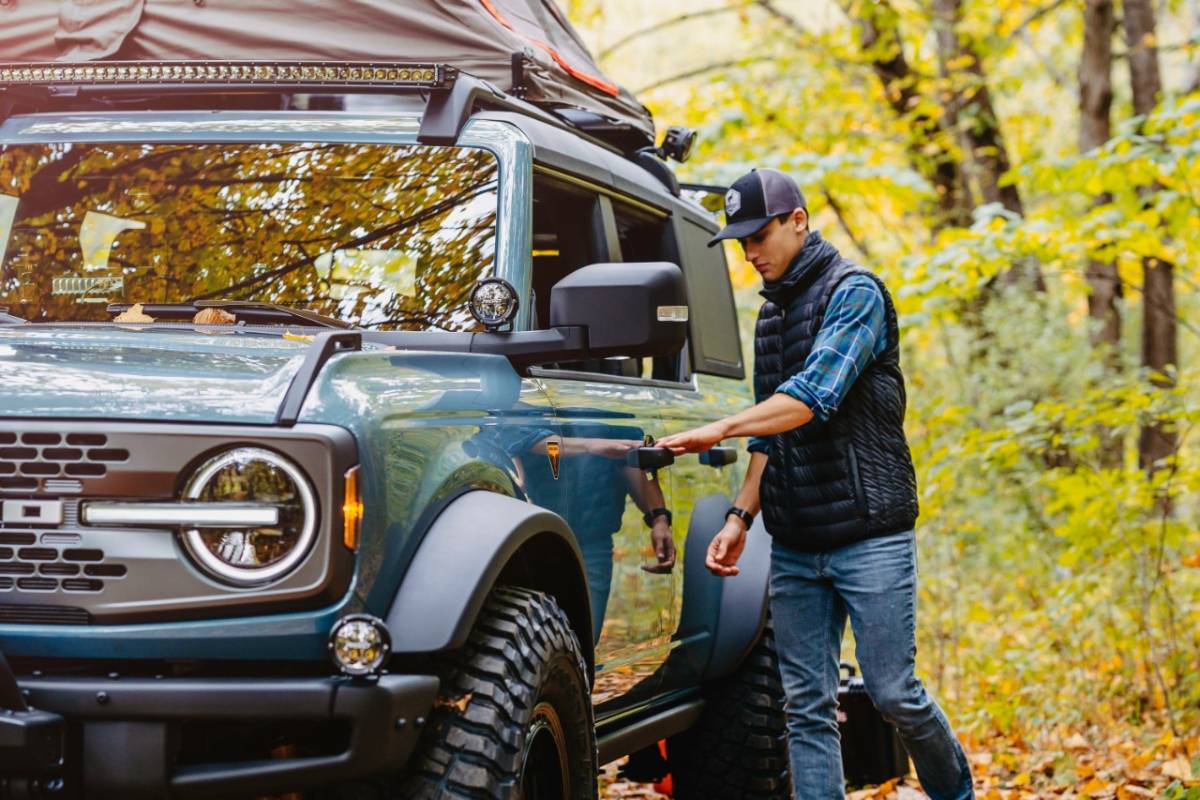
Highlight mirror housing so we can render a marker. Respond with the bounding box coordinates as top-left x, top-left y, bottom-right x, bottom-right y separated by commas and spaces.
549, 262, 688, 359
